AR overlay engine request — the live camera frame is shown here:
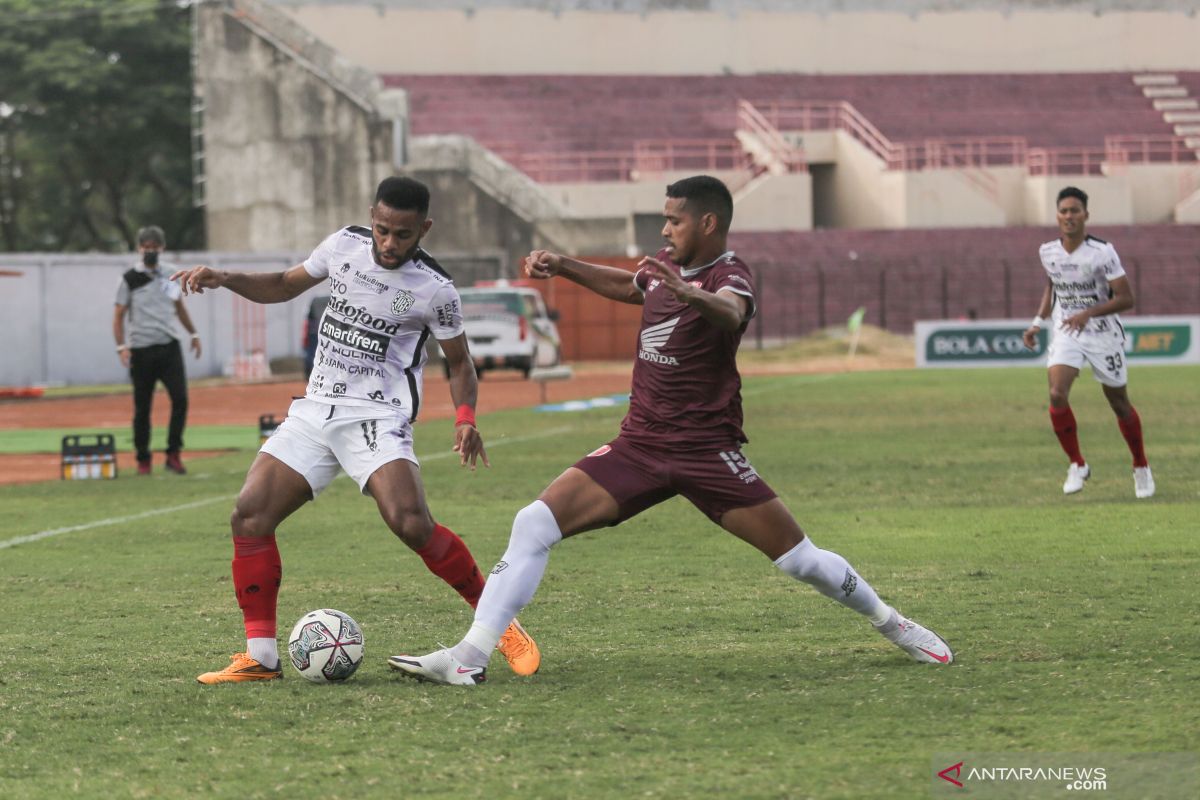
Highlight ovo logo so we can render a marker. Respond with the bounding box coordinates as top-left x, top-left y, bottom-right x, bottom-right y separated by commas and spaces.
937, 761, 964, 788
